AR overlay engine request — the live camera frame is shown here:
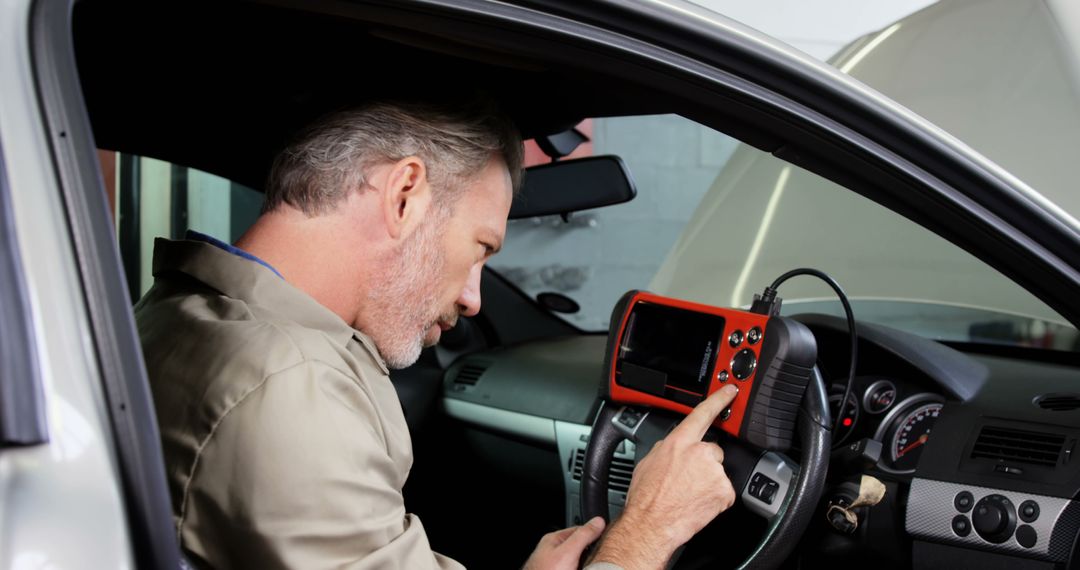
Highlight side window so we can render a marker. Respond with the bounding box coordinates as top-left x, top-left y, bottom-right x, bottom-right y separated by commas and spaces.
97, 151, 262, 300
494, 115, 740, 331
